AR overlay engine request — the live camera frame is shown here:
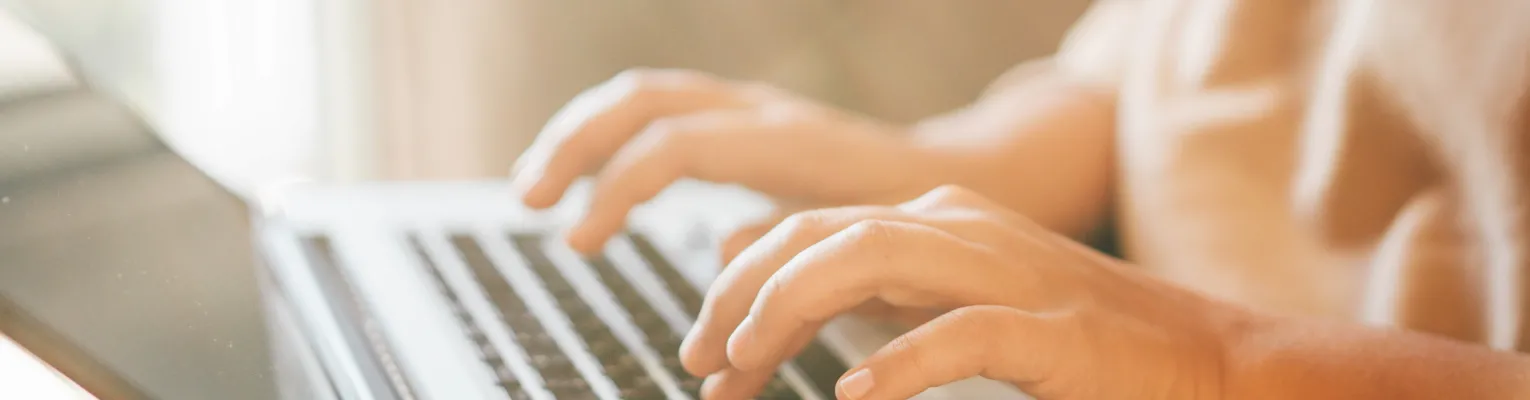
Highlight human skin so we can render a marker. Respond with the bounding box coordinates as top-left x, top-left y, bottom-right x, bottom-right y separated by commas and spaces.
508, 67, 1530, 398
